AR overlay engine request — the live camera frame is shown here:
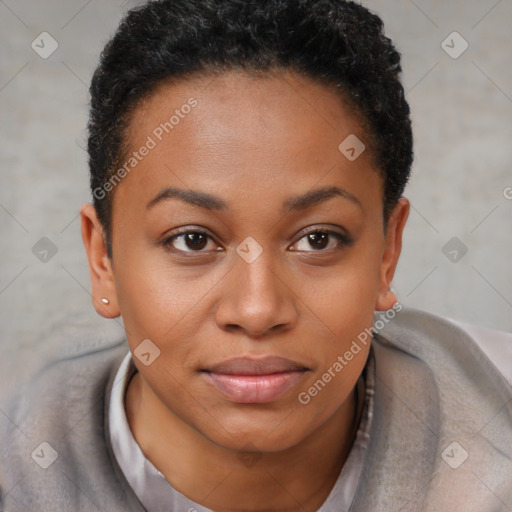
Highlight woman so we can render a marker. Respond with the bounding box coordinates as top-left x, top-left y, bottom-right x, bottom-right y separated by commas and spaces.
1, 1, 511, 510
